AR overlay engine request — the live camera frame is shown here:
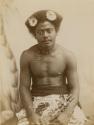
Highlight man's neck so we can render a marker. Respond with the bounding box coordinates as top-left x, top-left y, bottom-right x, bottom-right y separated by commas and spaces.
37, 44, 56, 55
